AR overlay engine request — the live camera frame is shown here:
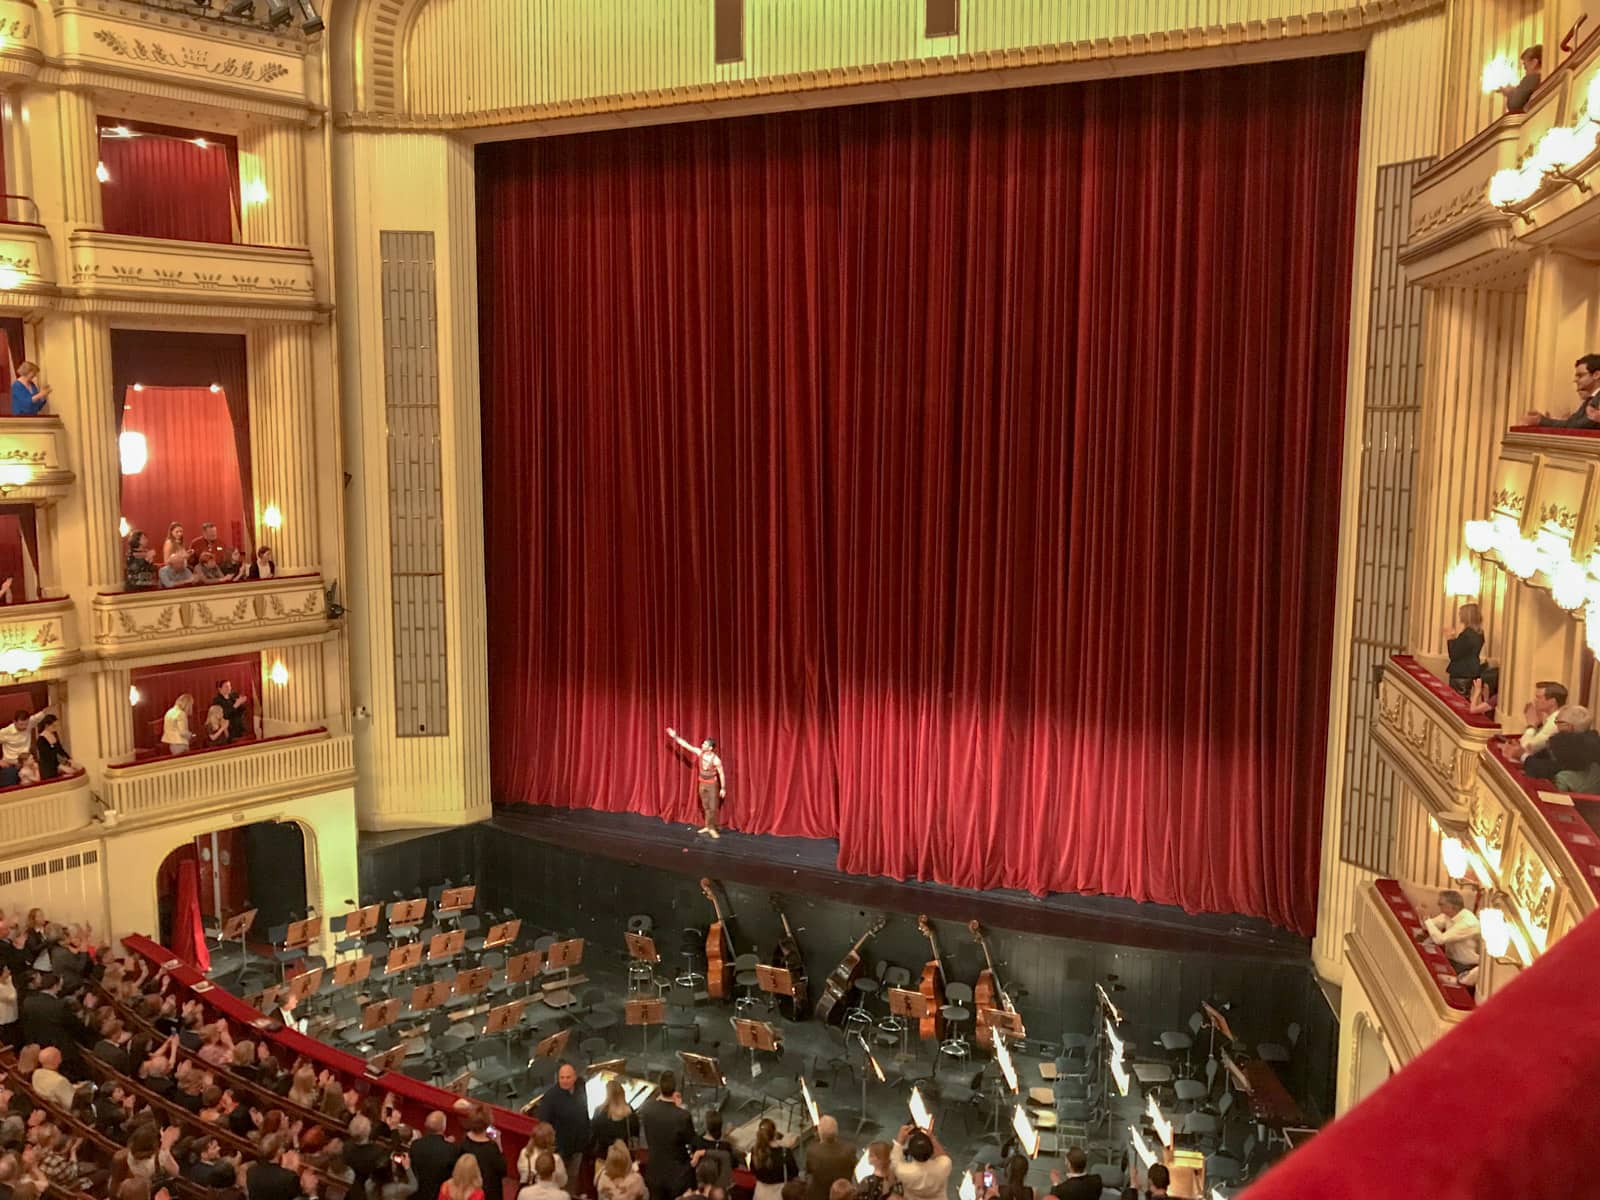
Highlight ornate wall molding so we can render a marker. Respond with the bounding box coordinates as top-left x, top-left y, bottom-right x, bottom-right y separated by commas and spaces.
91, 573, 330, 658
67, 230, 316, 310
0, 598, 80, 669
